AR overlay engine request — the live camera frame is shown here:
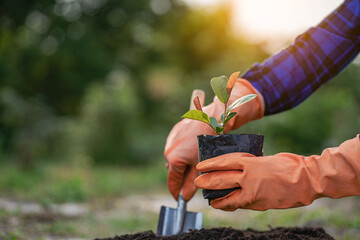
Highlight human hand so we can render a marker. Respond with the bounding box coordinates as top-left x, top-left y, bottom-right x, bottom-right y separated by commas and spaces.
195, 135, 360, 211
